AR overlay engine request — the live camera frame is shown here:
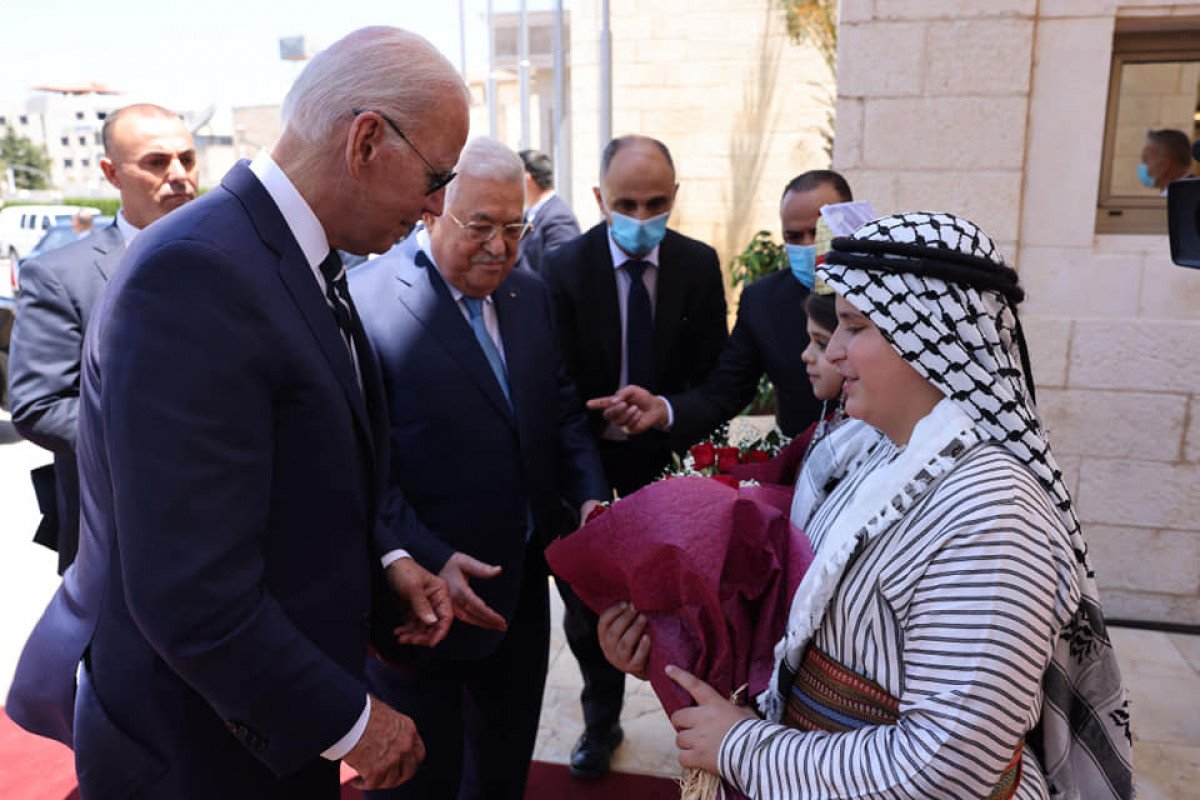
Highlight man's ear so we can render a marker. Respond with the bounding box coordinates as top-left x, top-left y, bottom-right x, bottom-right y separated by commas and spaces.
346, 113, 385, 178
100, 157, 120, 189
592, 186, 608, 221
